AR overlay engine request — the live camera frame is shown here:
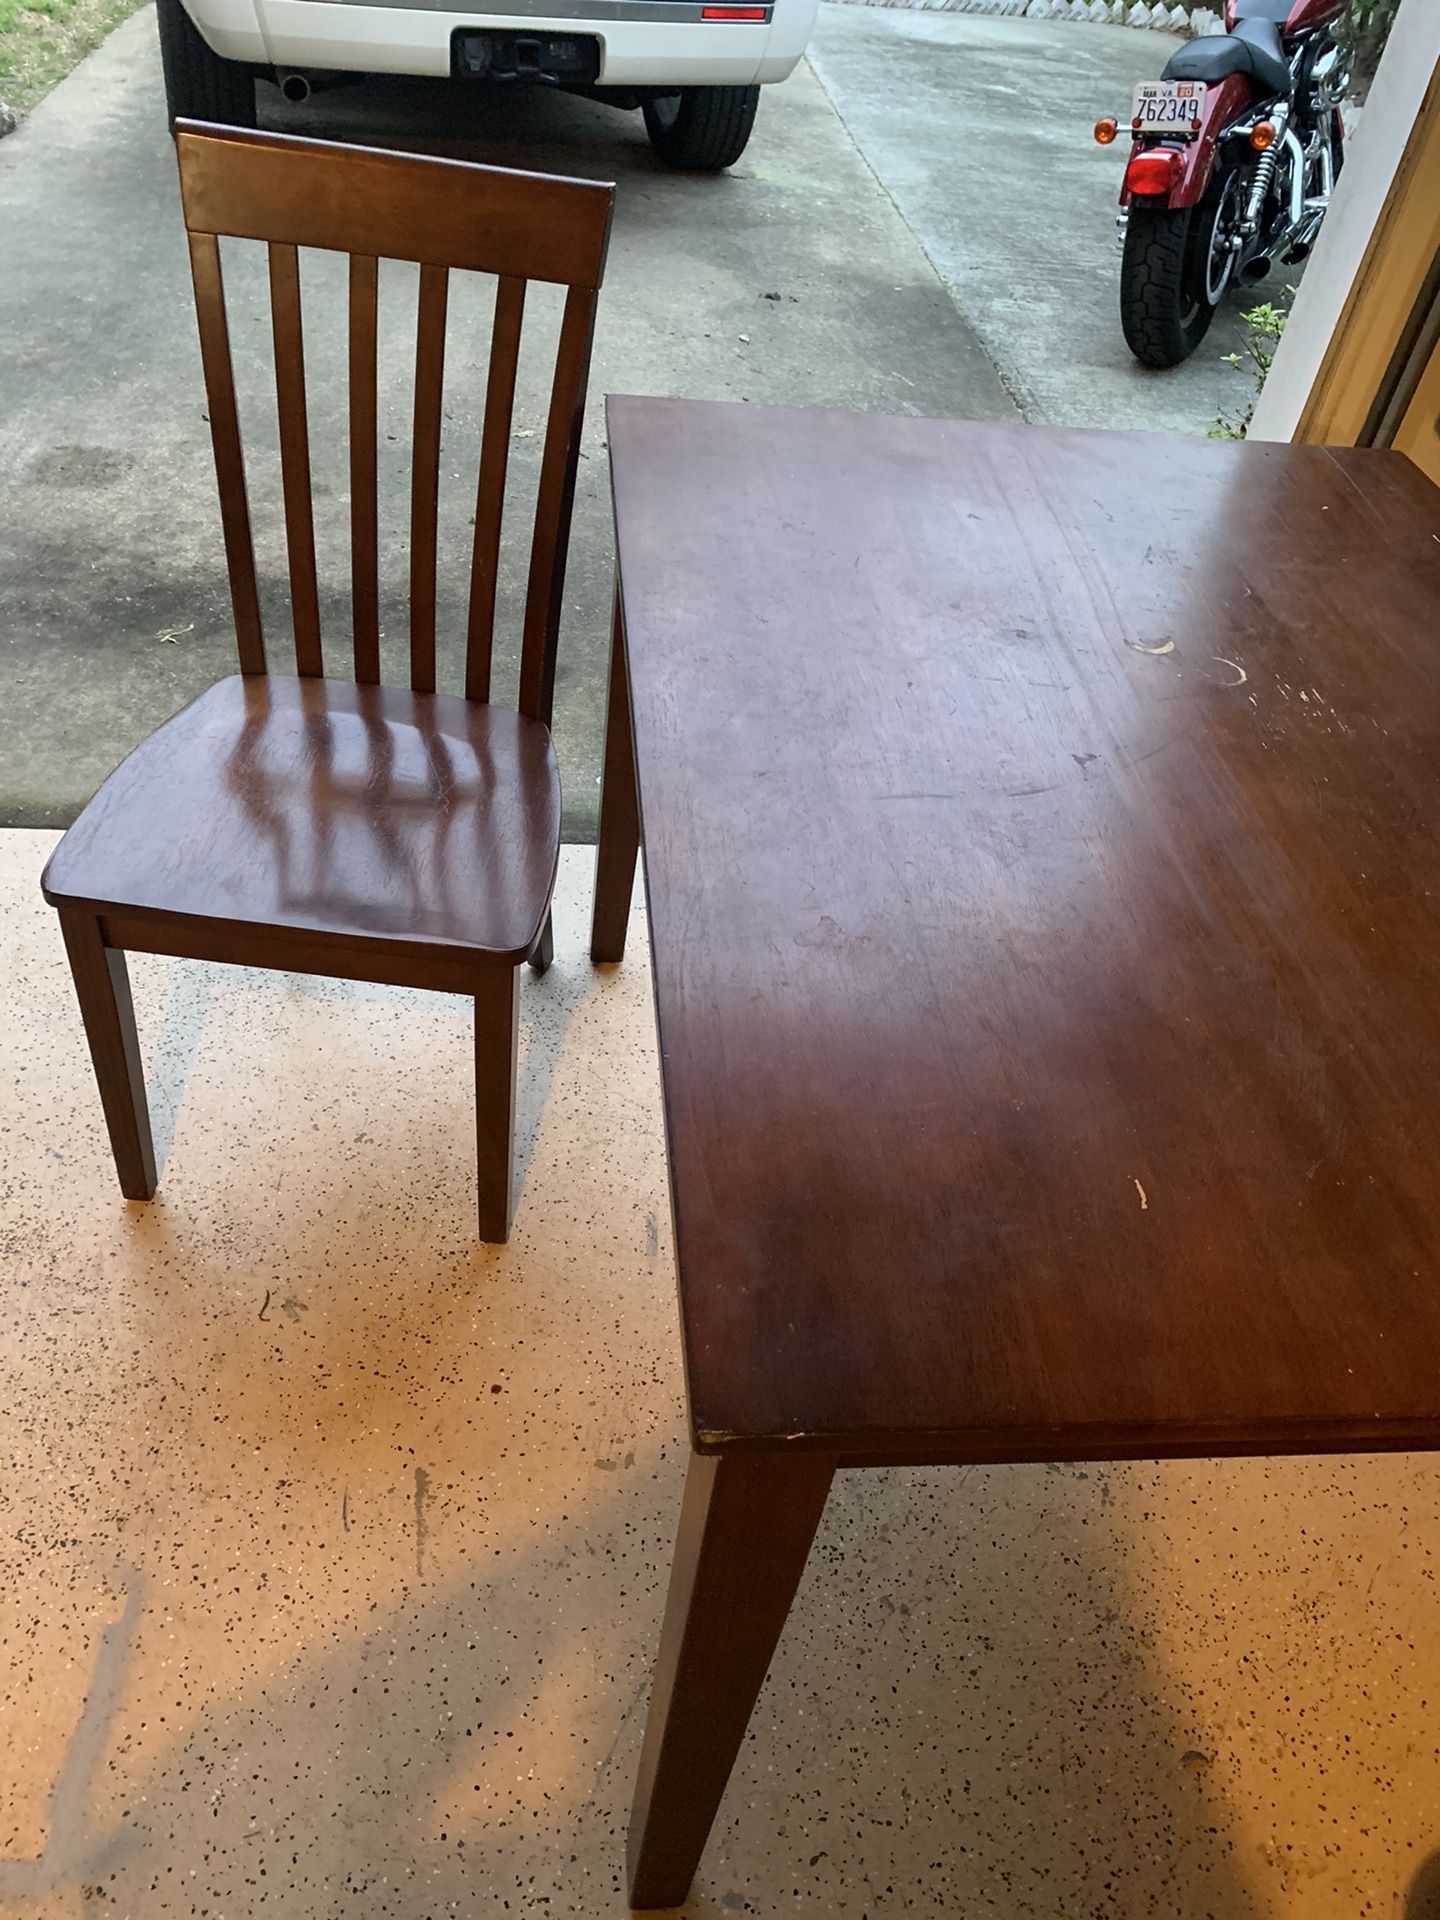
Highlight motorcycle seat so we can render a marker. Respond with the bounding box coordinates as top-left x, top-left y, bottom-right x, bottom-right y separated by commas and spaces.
1162, 20, 1291, 100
